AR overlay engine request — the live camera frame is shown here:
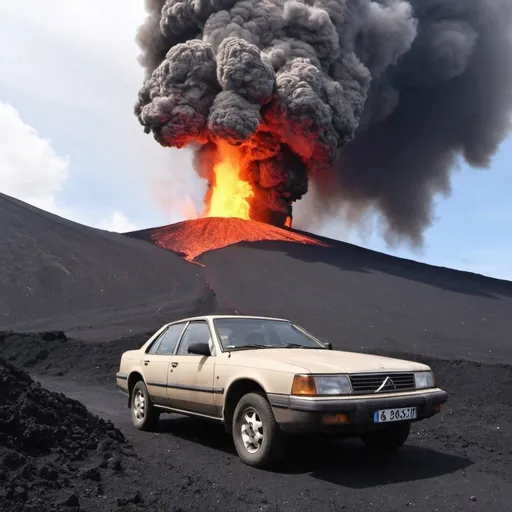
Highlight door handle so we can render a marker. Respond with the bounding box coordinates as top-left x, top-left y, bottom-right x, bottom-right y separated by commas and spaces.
143, 360, 150, 365
171, 362, 178, 368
